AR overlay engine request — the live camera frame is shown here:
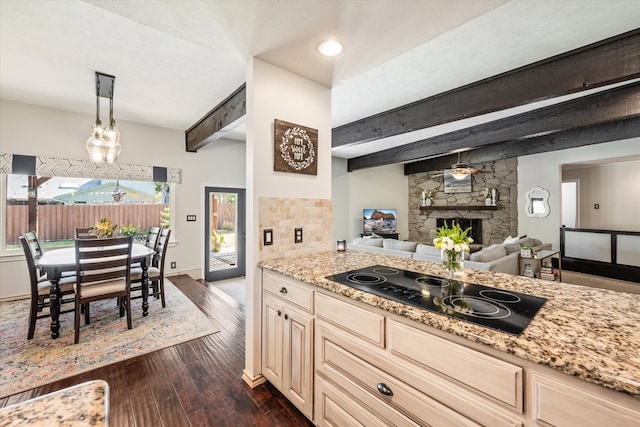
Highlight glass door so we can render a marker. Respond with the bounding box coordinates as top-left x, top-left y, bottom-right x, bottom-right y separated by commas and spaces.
204, 187, 245, 282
